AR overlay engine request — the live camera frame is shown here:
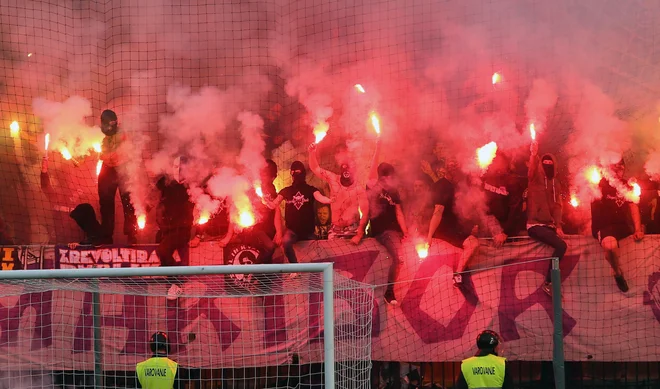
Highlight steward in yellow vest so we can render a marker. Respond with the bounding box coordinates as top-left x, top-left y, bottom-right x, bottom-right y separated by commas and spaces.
136, 332, 179, 389
456, 330, 514, 389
